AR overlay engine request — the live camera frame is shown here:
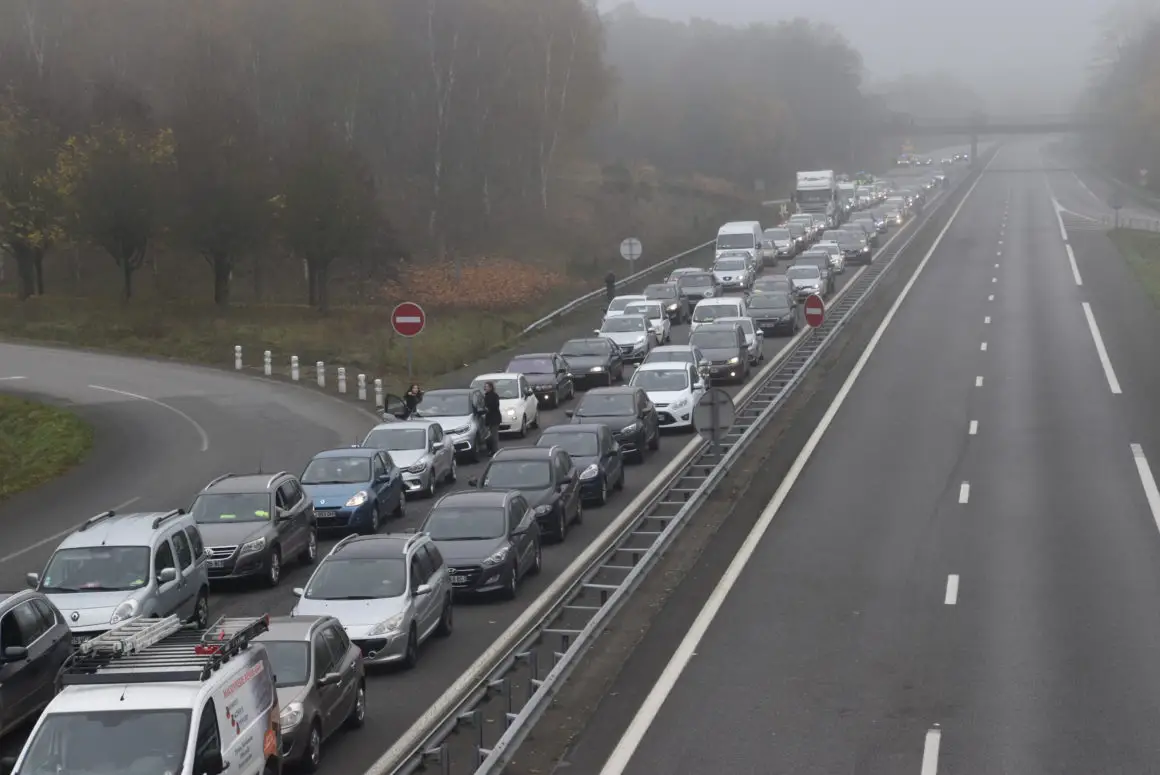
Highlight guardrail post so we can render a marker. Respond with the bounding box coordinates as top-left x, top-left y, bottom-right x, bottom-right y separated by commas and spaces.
263, 350, 272, 376
290, 356, 299, 381
374, 378, 384, 409
316, 362, 325, 388
234, 345, 242, 370
337, 367, 347, 394
357, 374, 367, 401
